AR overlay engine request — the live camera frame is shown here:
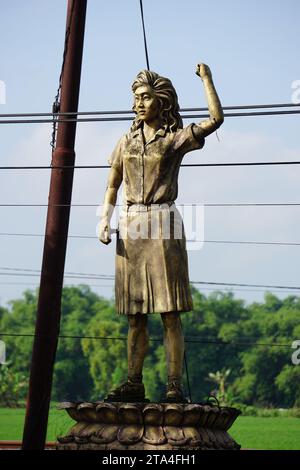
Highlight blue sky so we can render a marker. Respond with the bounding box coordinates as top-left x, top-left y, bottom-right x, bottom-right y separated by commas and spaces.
0, 0, 300, 306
